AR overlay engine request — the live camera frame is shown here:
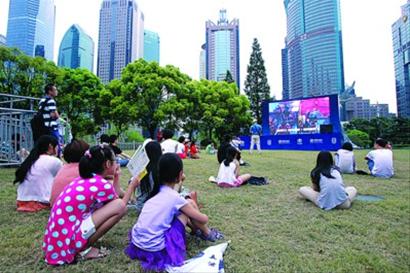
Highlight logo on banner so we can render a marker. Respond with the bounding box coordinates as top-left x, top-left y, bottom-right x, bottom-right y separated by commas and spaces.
267, 140, 272, 146
331, 137, 337, 144
297, 138, 303, 145
278, 140, 290, 145
310, 138, 323, 144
